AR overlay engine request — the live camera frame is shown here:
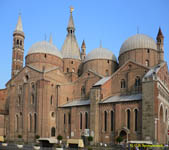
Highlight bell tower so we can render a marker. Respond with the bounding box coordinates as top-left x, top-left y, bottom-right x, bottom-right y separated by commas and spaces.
156, 27, 164, 63
11, 15, 25, 77
81, 40, 86, 61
